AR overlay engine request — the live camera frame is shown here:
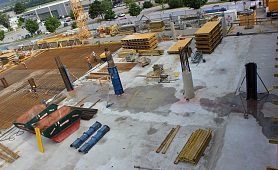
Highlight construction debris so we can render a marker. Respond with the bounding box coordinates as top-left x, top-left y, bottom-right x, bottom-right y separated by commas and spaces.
174, 129, 212, 164
156, 128, 175, 153
137, 57, 151, 67
162, 125, 180, 154
194, 21, 223, 54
